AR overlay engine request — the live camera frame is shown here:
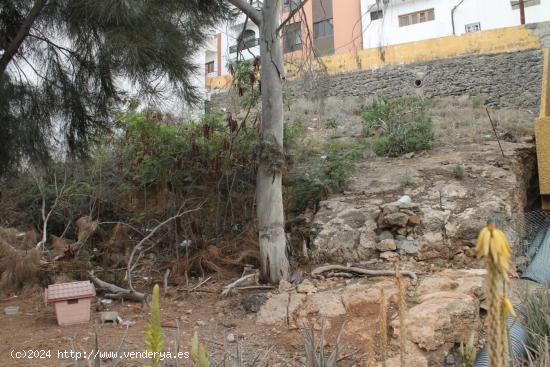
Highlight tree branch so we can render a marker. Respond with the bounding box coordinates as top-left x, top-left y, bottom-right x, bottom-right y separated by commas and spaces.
0, 0, 48, 76
277, 0, 309, 33
228, 0, 262, 26
125, 204, 203, 292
